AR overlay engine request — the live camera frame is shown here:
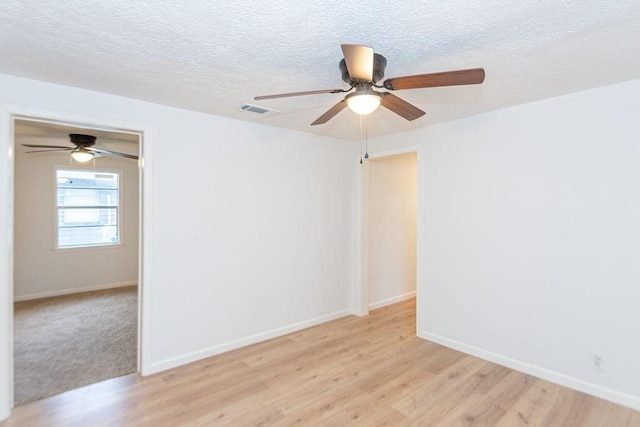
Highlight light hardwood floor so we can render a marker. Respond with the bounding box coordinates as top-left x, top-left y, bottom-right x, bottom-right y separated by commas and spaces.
2, 298, 639, 426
